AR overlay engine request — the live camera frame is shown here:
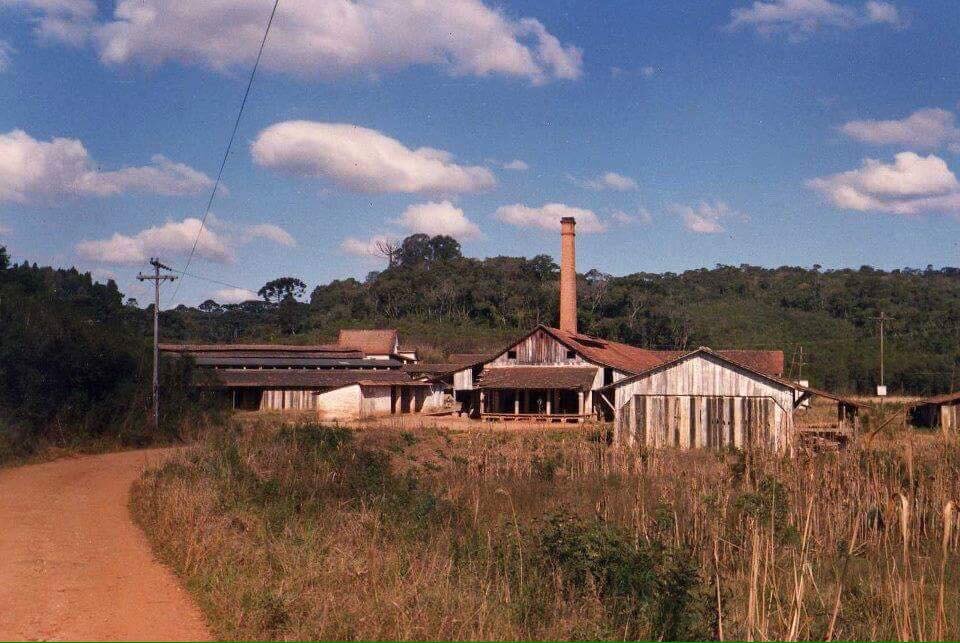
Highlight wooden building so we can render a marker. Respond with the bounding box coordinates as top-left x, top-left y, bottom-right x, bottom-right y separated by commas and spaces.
161, 332, 444, 420
909, 392, 960, 432
602, 348, 863, 453
446, 326, 784, 423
